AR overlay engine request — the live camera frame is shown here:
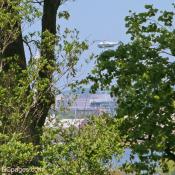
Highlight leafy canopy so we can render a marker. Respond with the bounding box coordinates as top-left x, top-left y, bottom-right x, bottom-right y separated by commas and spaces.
87, 3, 175, 174
0, 1, 123, 174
